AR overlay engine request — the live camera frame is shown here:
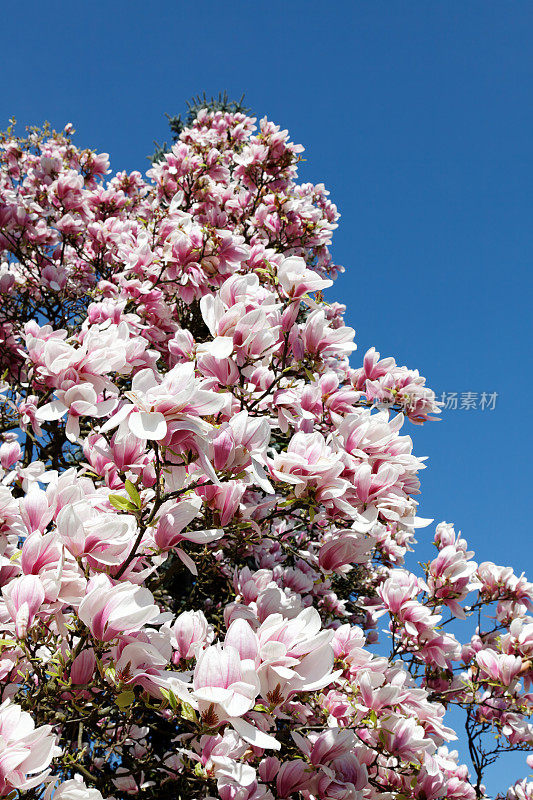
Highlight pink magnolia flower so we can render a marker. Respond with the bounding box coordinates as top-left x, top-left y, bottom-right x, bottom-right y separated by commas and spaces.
427, 543, 477, 618
377, 570, 420, 614
254, 607, 340, 702
506, 779, 533, 800
154, 494, 203, 550
172, 609, 212, 662
45, 777, 105, 800
70, 648, 97, 685
56, 500, 135, 565
319, 533, 374, 573
101, 362, 227, 441
78, 574, 160, 641
0, 440, 21, 471
0, 700, 57, 794
19, 487, 54, 535
2, 575, 45, 638
193, 643, 258, 720
379, 714, 436, 762
21, 531, 60, 575
269, 432, 346, 504
298, 309, 356, 360
192, 643, 279, 750
277, 255, 332, 300
293, 728, 357, 766
36, 383, 117, 442
153, 494, 223, 573
276, 760, 312, 797
476, 649, 523, 686
197, 480, 246, 526
112, 635, 171, 695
